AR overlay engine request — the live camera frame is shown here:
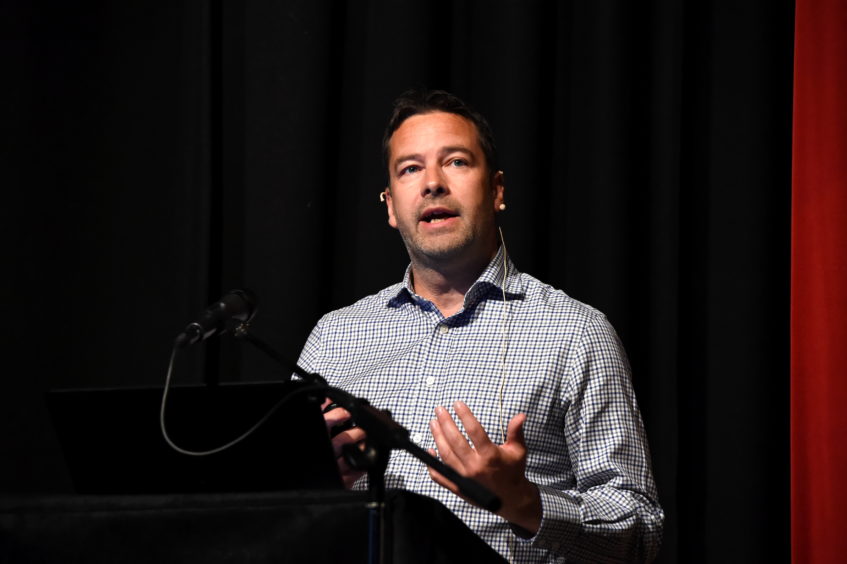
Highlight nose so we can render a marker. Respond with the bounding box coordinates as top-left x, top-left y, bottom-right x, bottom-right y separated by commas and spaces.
422, 168, 448, 197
